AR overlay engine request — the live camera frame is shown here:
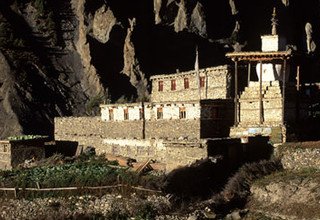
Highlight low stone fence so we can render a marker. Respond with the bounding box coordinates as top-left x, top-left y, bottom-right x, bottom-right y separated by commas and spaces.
275, 141, 320, 170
